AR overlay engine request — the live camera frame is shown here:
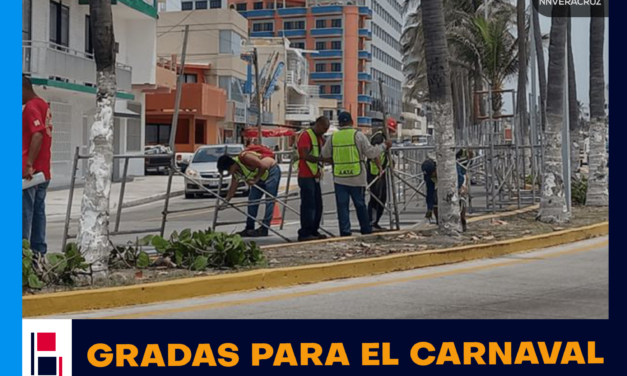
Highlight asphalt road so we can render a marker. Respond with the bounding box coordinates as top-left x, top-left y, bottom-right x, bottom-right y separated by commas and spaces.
48, 236, 608, 319
46, 177, 495, 252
